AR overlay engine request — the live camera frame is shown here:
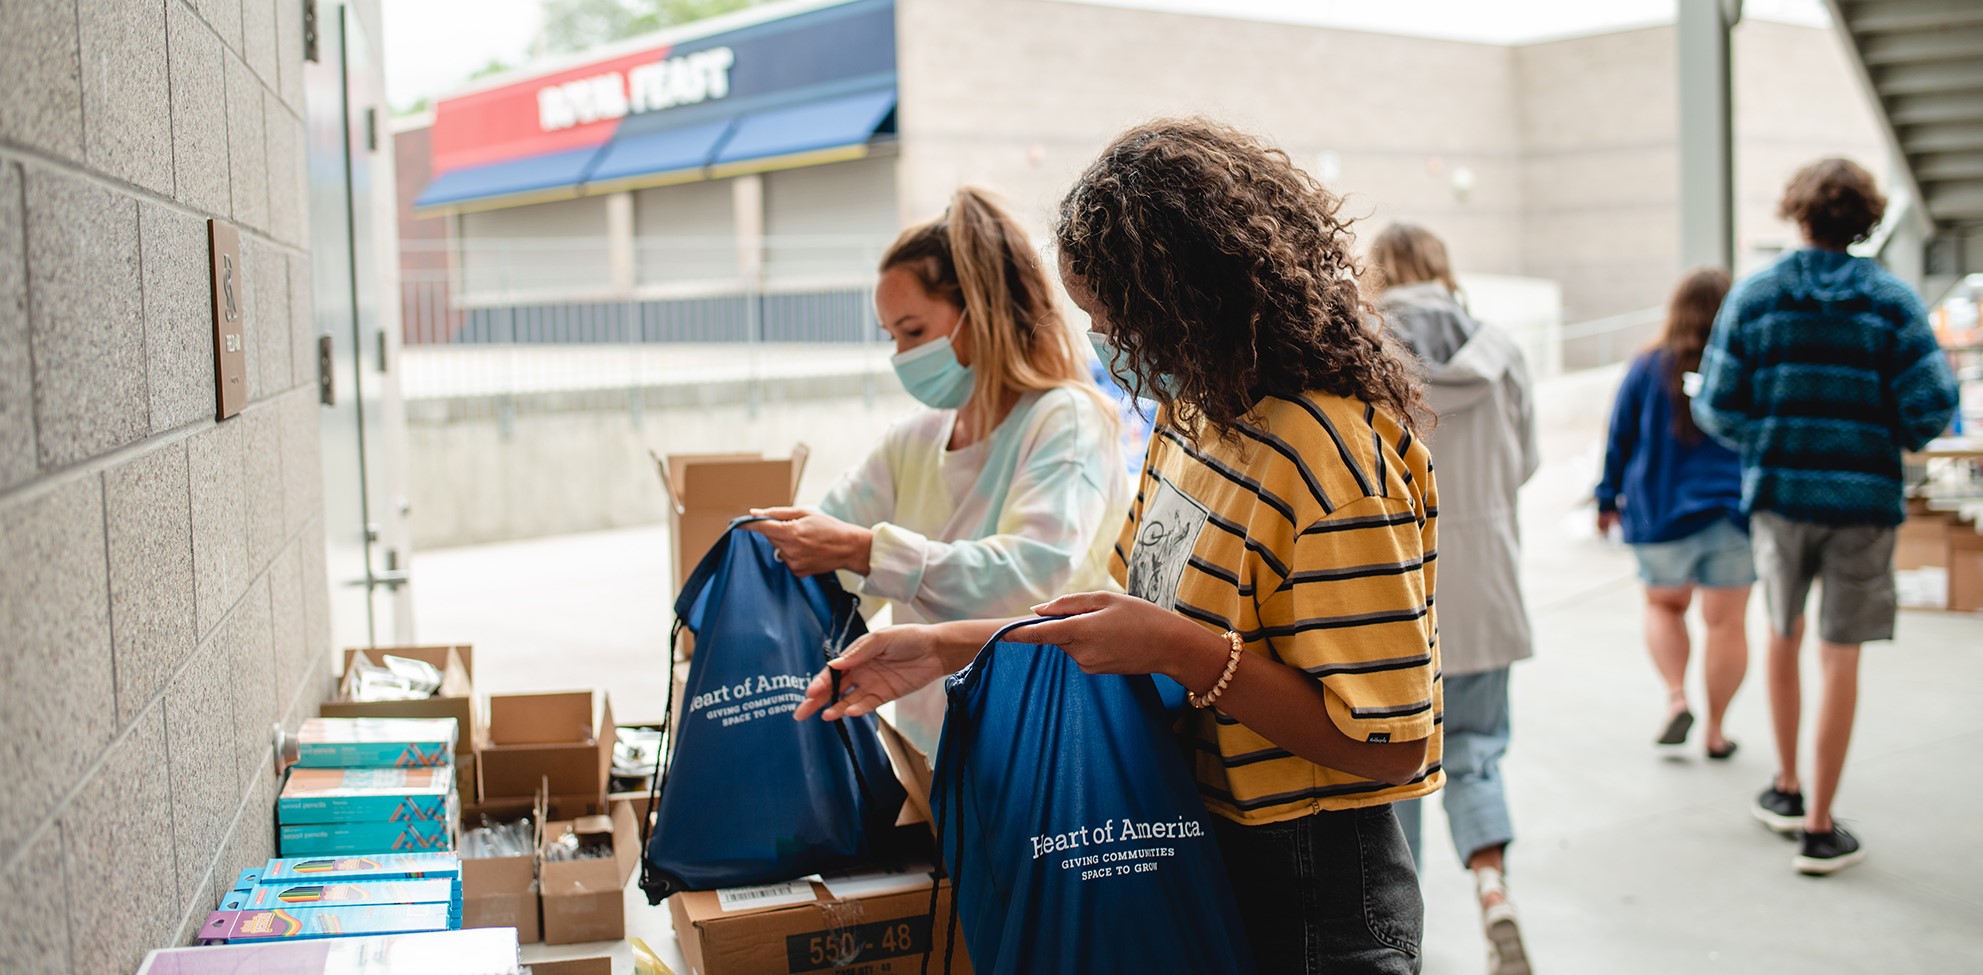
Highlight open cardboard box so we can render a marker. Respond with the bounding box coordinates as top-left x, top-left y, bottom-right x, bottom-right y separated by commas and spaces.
652, 447, 810, 645
322, 645, 480, 801
668, 720, 972, 975
540, 800, 641, 945
479, 691, 614, 805
461, 786, 545, 944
